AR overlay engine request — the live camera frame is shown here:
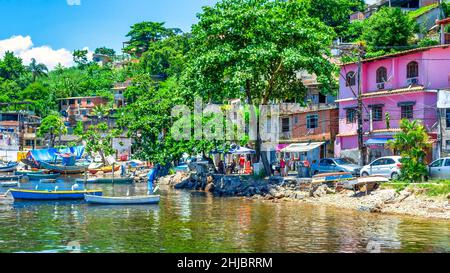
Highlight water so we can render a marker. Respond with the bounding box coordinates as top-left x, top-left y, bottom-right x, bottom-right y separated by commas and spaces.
0, 179, 449, 253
